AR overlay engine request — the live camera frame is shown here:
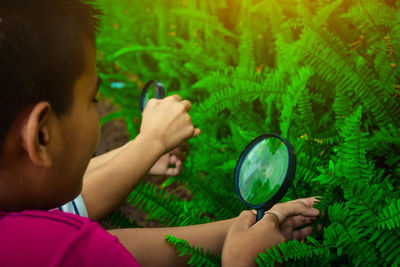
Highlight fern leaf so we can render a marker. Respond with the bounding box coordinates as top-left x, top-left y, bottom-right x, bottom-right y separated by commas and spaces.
127, 181, 211, 226
104, 210, 142, 229
256, 237, 336, 266
379, 198, 400, 230
165, 235, 221, 267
